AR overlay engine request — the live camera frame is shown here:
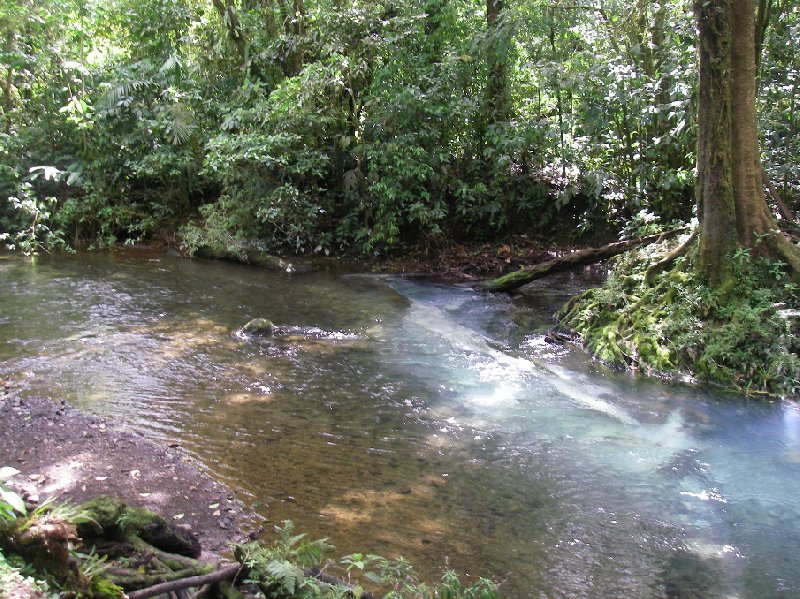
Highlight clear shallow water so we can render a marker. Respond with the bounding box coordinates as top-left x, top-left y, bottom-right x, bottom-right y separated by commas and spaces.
1, 251, 799, 598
